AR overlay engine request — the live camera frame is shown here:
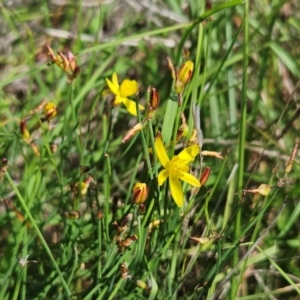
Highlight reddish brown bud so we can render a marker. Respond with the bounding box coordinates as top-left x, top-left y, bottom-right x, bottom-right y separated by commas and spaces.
147, 87, 160, 119
200, 166, 211, 186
